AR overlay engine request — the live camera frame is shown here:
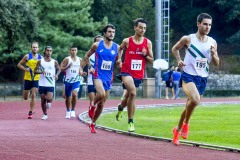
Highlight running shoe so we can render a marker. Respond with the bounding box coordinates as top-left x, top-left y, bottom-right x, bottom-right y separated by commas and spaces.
181, 123, 189, 139
128, 122, 135, 132
65, 111, 71, 119
70, 111, 76, 118
116, 111, 123, 121
88, 105, 95, 119
41, 114, 48, 120
172, 127, 180, 146
28, 111, 33, 119
89, 123, 97, 133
